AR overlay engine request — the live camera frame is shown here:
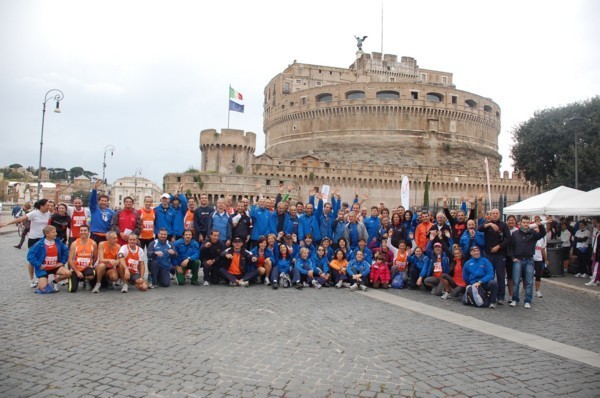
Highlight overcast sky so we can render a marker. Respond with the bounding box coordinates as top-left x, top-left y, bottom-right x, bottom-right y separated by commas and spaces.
1, 0, 599, 187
